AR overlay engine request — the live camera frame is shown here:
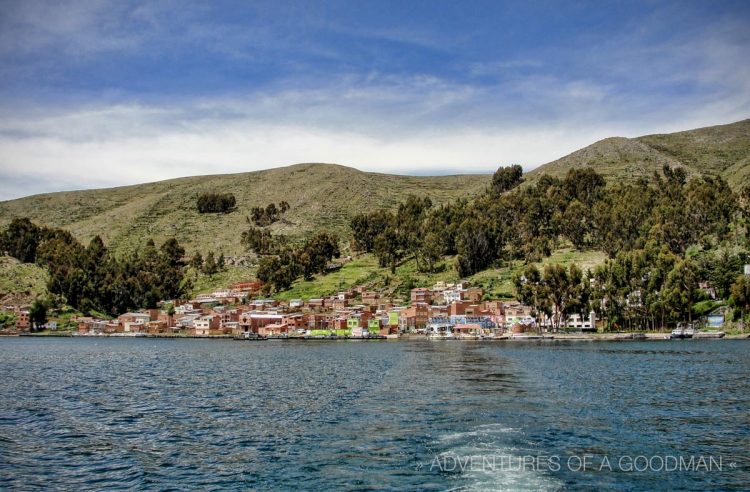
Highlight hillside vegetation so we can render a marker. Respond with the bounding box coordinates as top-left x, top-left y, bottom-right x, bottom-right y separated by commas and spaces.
0, 256, 48, 305
1, 119, 749, 317
528, 118, 750, 187
0, 164, 491, 257
273, 248, 606, 303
